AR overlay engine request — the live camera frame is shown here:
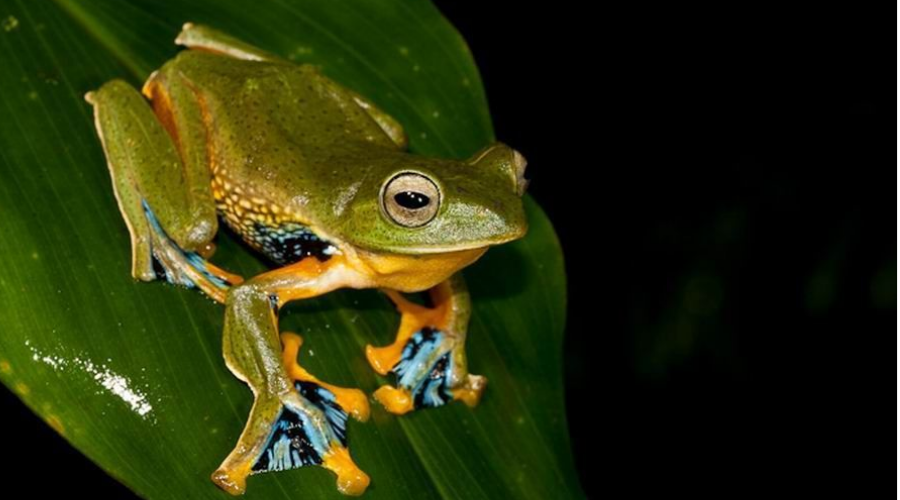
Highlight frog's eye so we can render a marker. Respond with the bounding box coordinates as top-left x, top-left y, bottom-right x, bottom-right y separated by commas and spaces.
381, 172, 441, 228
